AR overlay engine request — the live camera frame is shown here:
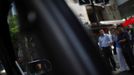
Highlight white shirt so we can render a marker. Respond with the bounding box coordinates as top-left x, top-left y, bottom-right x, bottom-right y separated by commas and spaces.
98, 34, 112, 48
